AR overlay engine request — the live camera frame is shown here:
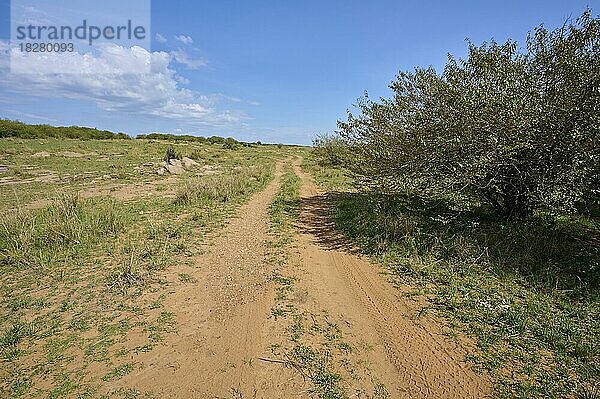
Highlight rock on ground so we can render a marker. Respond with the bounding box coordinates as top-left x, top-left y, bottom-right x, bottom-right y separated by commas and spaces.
155, 157, 201, 175
181, 157, 199, 168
